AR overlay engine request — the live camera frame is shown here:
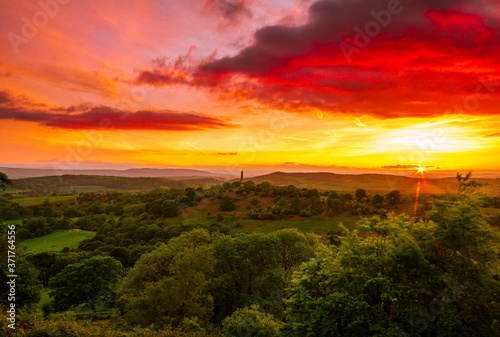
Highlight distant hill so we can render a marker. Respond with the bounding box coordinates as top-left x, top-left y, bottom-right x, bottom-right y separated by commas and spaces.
245, 172, 500, 195
10, 175, 223, 196
0, 167, 221, 179
6, 170, 500, 196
